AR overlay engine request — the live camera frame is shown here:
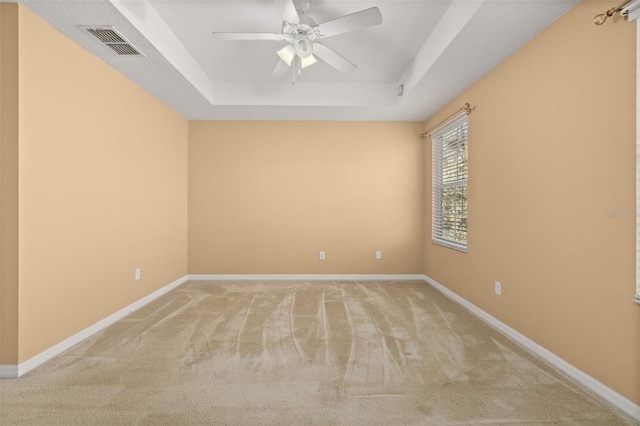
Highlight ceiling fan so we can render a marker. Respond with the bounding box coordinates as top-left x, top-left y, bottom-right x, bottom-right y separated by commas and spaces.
212, 0, 383, 84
